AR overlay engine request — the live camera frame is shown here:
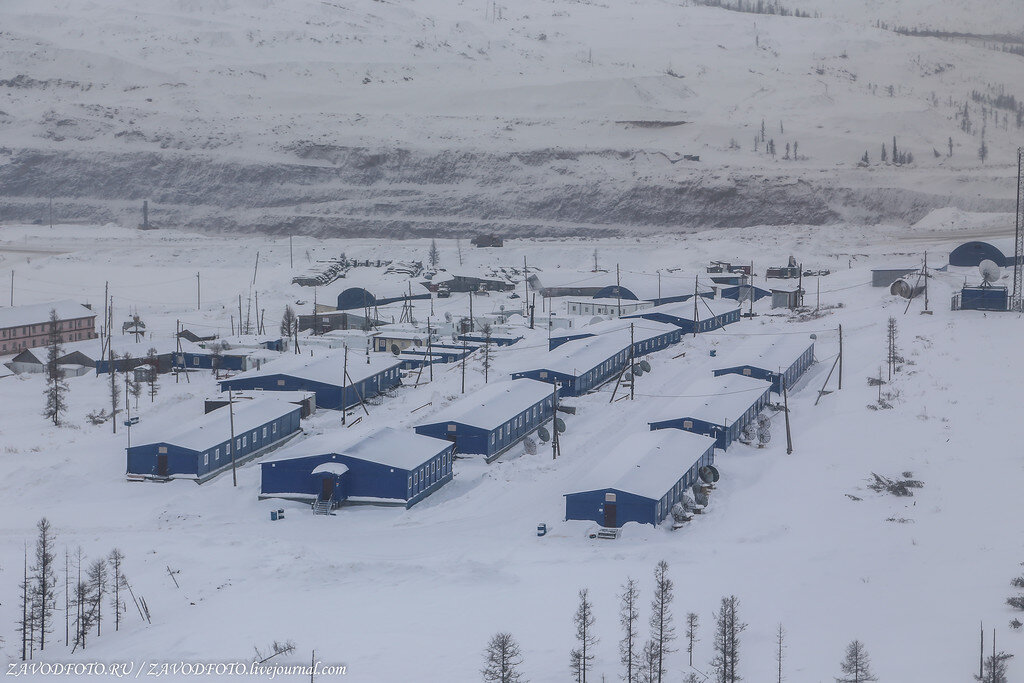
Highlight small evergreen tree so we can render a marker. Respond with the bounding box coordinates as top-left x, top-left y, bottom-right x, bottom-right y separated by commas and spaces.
685, 612, 699, 667
31, 518, 58, 652
711, 595, 746, 683
649, 560, 676, 683
280, 305, 296, 339
572, 589, 598, 683
87, 558, 107, 637
107, 549, 125, 632
42, 310, 69, 426
481, 632, 524, 683
428, 239, 440, 268
836, 640, 877, 682
619, 578, 640, 683
881, 144, 887, 162
975, 650, 1014, 683
145, 348, 159, 403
